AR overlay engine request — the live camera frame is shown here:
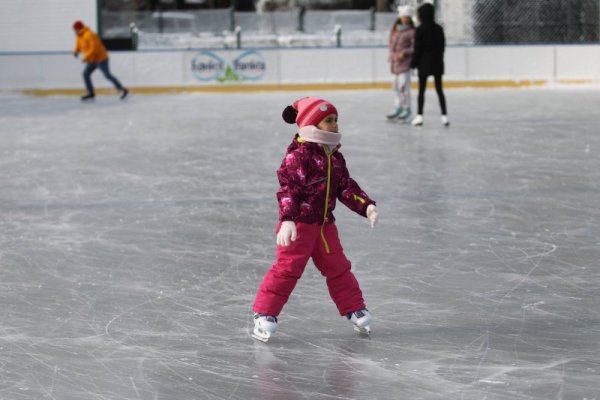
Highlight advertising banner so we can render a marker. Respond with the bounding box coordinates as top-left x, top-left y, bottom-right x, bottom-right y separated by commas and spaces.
184, 49, 279, 85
